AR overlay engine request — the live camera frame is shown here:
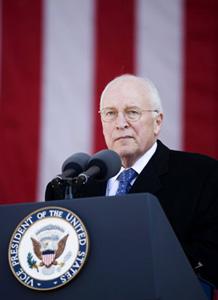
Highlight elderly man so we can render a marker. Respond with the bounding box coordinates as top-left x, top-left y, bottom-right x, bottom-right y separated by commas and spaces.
46, 74, 218, 287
